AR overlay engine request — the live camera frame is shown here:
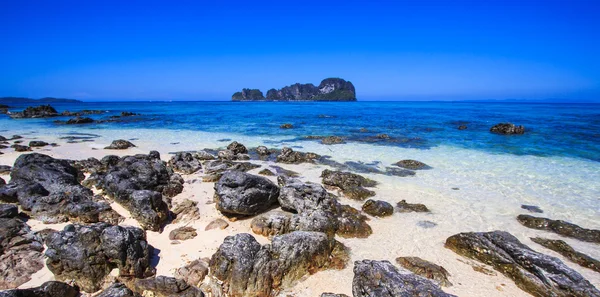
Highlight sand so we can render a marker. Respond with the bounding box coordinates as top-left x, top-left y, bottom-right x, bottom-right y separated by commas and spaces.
1, 132, 598, 297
